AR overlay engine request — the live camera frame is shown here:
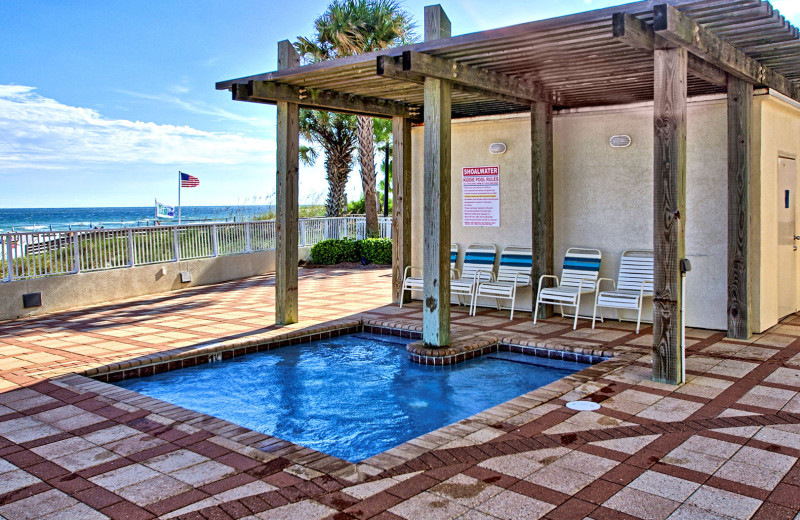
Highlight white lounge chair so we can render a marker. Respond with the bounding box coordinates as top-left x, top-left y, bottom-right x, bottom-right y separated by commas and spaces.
592, 249, 654, 333
473, 246, 533, 319
450, 244, 497, 312
399, 244, 458, 308
534, 247, 602, 330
